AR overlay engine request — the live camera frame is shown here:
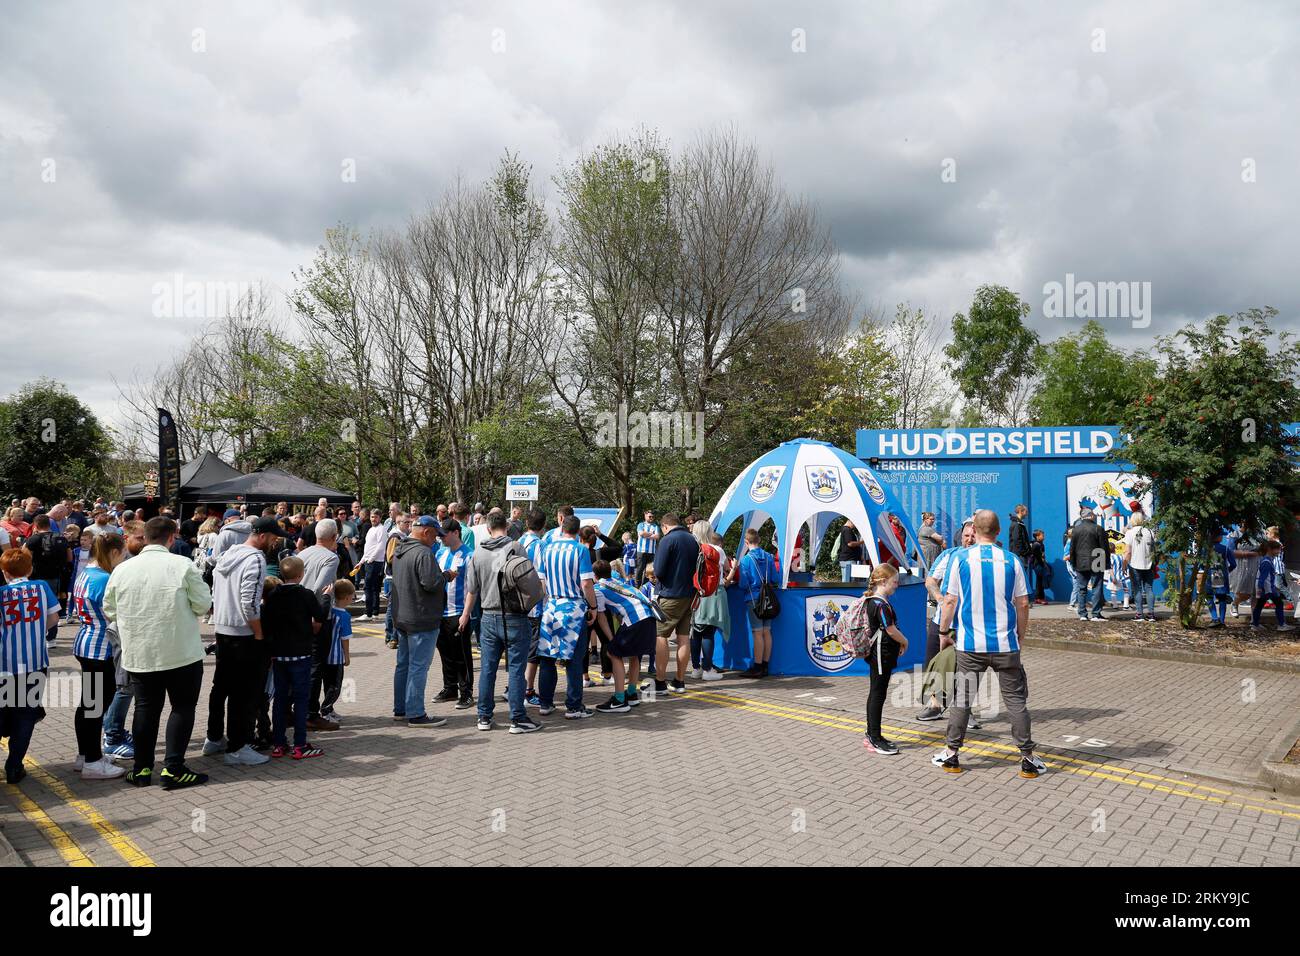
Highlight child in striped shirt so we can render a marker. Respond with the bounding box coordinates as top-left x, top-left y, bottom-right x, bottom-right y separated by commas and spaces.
0, 548, 60, 784
317, 579, 354, 723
